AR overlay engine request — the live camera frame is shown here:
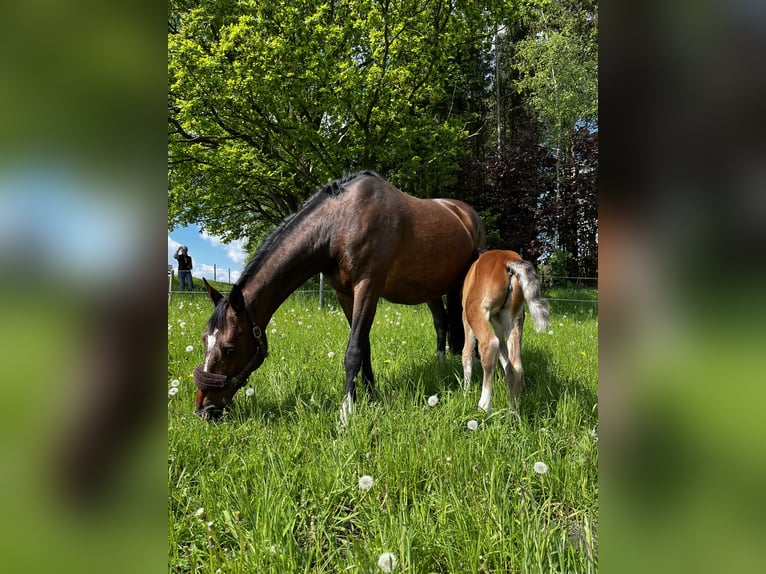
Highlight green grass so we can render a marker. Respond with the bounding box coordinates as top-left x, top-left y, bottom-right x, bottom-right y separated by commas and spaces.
168, 290, 598, 573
